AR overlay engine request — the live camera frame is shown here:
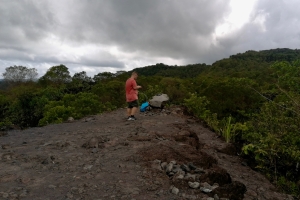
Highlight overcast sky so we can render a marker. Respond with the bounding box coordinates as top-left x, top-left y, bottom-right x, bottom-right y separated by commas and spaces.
1, 0, 300, 78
